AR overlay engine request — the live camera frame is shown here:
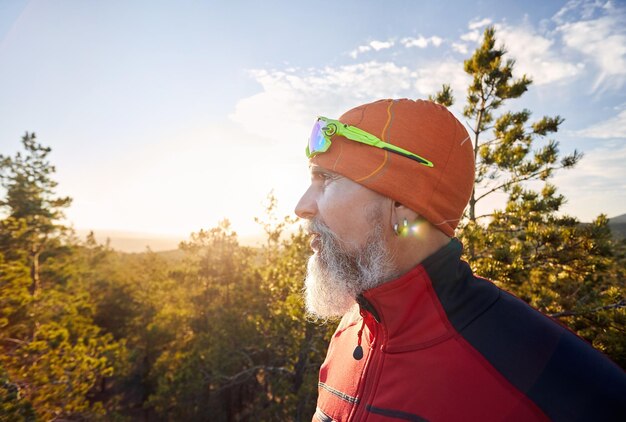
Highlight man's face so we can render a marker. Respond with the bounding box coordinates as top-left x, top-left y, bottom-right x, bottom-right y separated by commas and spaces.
295, 165, 397, 318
